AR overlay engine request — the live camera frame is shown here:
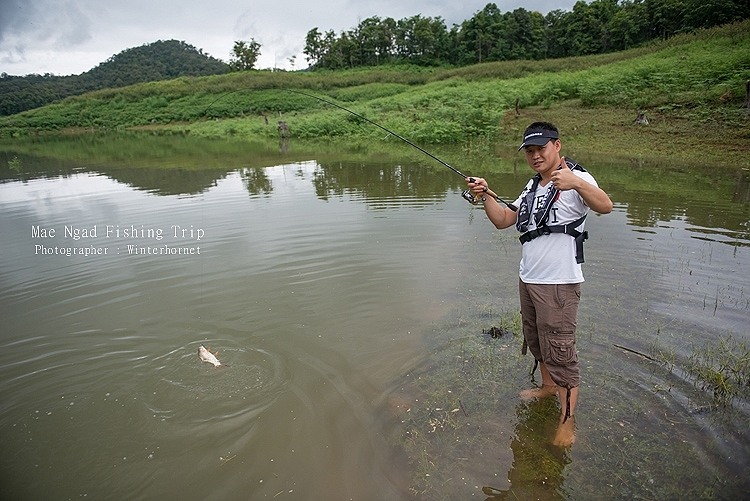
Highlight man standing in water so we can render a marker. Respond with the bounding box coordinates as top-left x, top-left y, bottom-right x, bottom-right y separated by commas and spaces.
465, 122, 613, 446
